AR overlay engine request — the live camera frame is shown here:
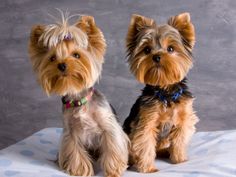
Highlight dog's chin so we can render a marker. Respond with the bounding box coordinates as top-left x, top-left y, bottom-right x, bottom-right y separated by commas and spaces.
142, 67, 184, 87
46, 75, 88, 96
